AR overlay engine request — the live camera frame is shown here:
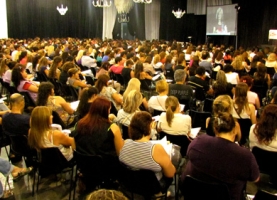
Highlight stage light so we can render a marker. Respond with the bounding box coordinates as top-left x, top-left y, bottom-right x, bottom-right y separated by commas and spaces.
172, 8, 186, 19
92, 0, 112, 7
133, 0, 152, 4
57, 4, 68, 15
